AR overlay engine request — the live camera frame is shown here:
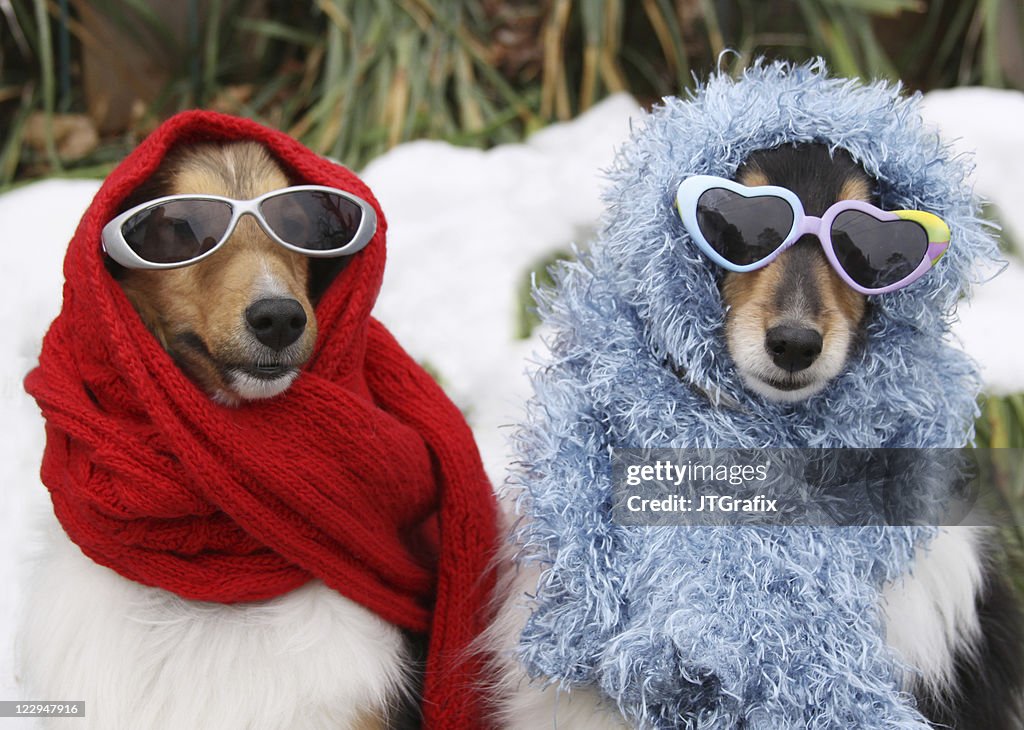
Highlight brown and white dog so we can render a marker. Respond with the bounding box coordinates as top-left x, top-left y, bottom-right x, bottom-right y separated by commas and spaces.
488, 144, 1024, 730
20, 143, 411, 730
